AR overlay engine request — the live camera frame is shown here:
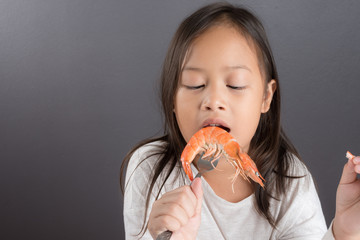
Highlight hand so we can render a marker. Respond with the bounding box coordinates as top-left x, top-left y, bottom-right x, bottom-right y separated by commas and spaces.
148, 178, 203, 240
333, 153, 360, 240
